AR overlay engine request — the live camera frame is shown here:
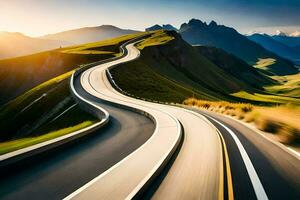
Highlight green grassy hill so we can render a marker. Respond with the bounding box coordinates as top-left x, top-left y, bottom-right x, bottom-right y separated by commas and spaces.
0, 71, 98, 154
195, 45, 275, 89
111, 30, 300, 105
264, 73, 300, 98
0, 71, 97, 141
112, 31, 244, 103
